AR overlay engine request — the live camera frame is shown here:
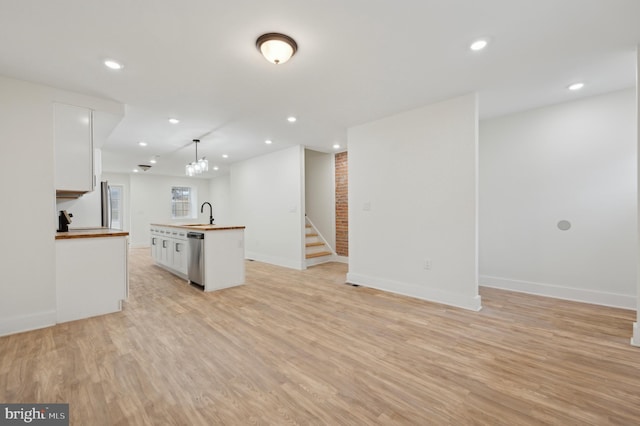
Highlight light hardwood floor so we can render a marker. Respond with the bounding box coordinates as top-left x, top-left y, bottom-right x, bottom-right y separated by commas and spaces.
1, 248, 640, 425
